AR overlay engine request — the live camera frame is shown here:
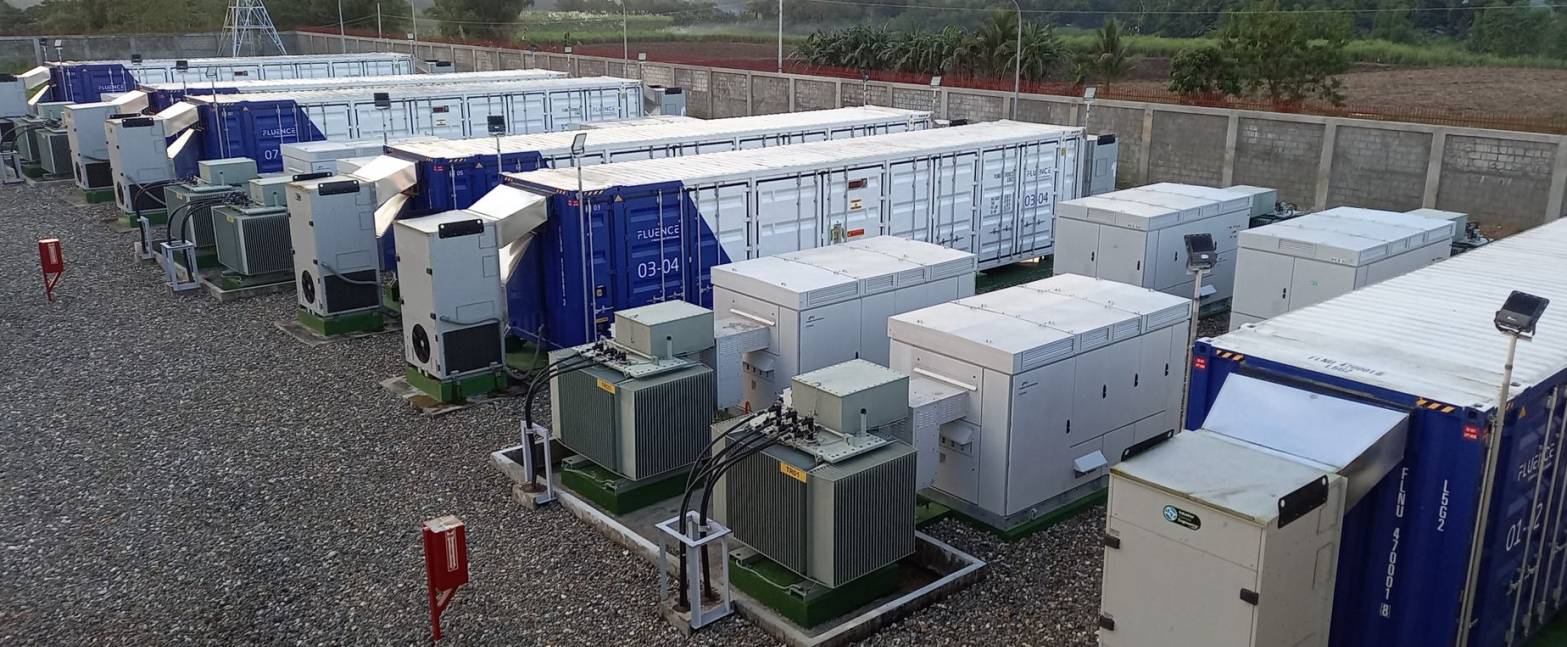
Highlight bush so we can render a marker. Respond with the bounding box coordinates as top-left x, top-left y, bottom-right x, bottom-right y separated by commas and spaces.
1468, 2, 1553, 58
1168, 46, 1239, 98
